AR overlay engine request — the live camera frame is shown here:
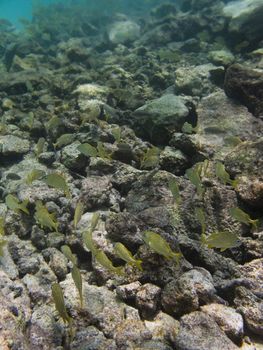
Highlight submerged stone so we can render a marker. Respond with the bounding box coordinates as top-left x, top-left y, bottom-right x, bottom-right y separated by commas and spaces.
108, 20, 140, 44
224, 64, 263, 117
133, 94, 189, 144
175, 311, 239, 350
224, 0, 263, 41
